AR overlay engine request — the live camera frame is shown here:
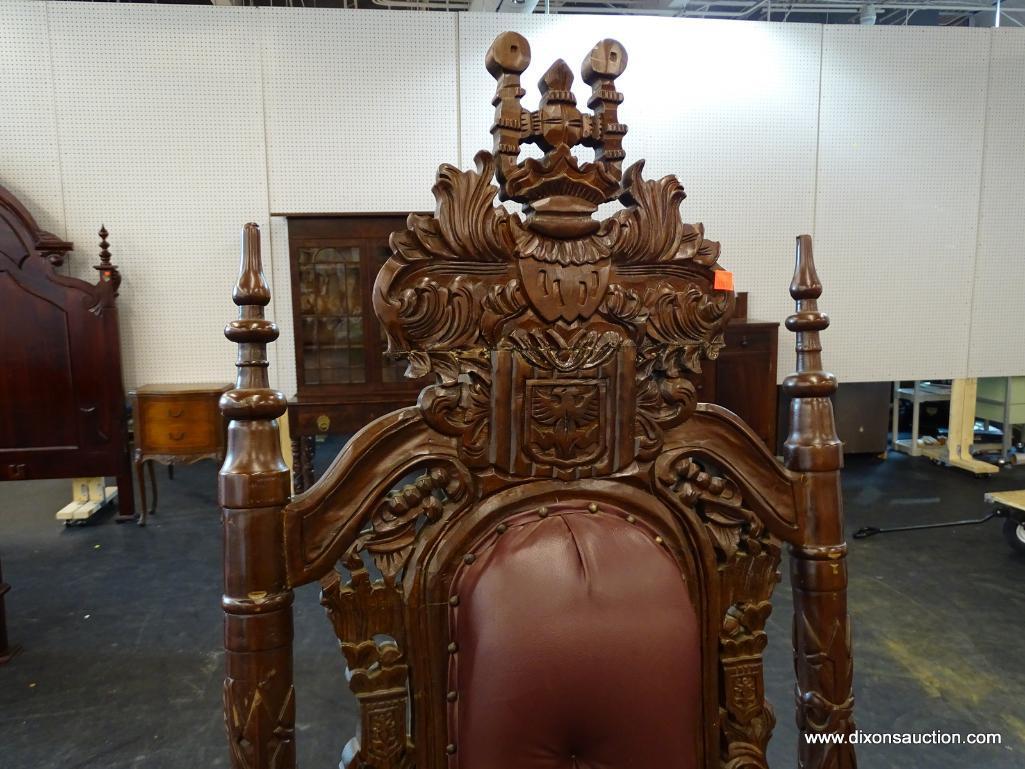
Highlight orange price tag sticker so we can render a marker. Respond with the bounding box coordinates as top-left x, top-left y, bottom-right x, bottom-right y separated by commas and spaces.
713, 270, 734, 291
